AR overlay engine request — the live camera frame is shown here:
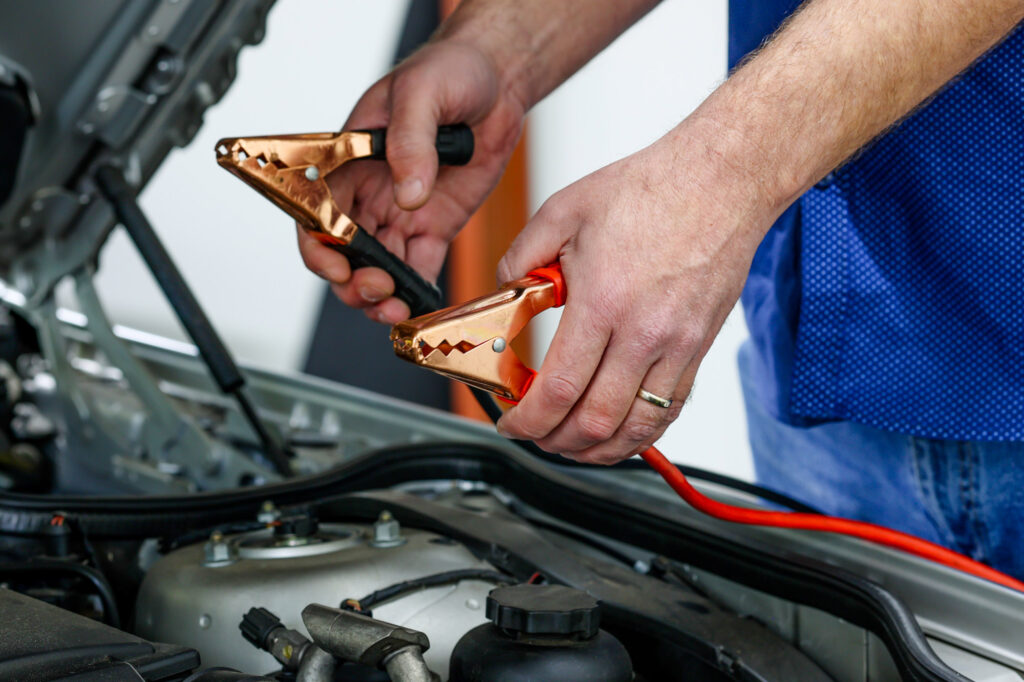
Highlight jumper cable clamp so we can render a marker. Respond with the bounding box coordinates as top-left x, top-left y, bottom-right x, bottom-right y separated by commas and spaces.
215, 125, 474, 316
390, 265, 566, 403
